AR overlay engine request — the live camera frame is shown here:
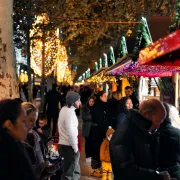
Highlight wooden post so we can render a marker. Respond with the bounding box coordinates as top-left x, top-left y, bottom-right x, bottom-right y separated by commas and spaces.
173, 73, 179, 108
